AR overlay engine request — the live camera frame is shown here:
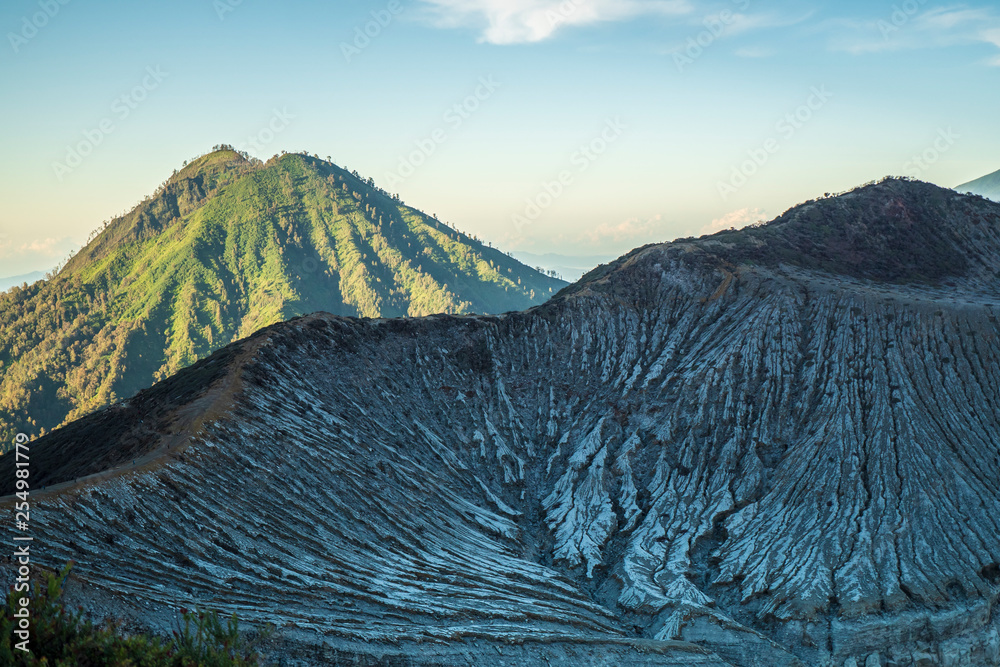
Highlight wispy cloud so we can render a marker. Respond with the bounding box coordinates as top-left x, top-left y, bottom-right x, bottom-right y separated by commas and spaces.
734, 45, 775, 58
824, 5, 1000, 60
985, 26, 1000, 63
586, 214, 665, 244
721, 10, 813, 37
700, 207, 766, 235
22, 238, 73, 256
415, 0, 694, 44
654, 9, 811, 60
0, 236, 76, 260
